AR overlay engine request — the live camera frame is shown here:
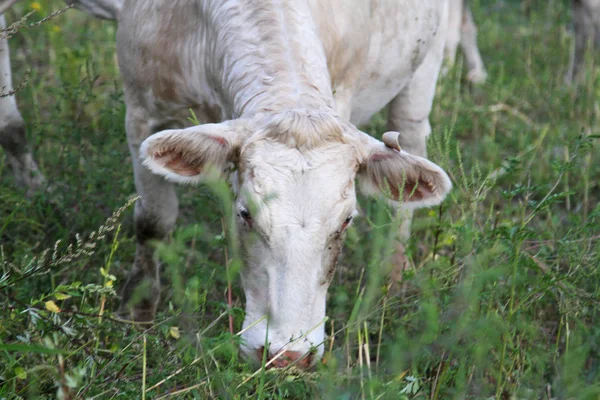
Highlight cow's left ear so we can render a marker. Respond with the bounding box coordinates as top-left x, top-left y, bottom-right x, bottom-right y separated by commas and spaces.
140, 120, 247, 185
357, 132, 452, 209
